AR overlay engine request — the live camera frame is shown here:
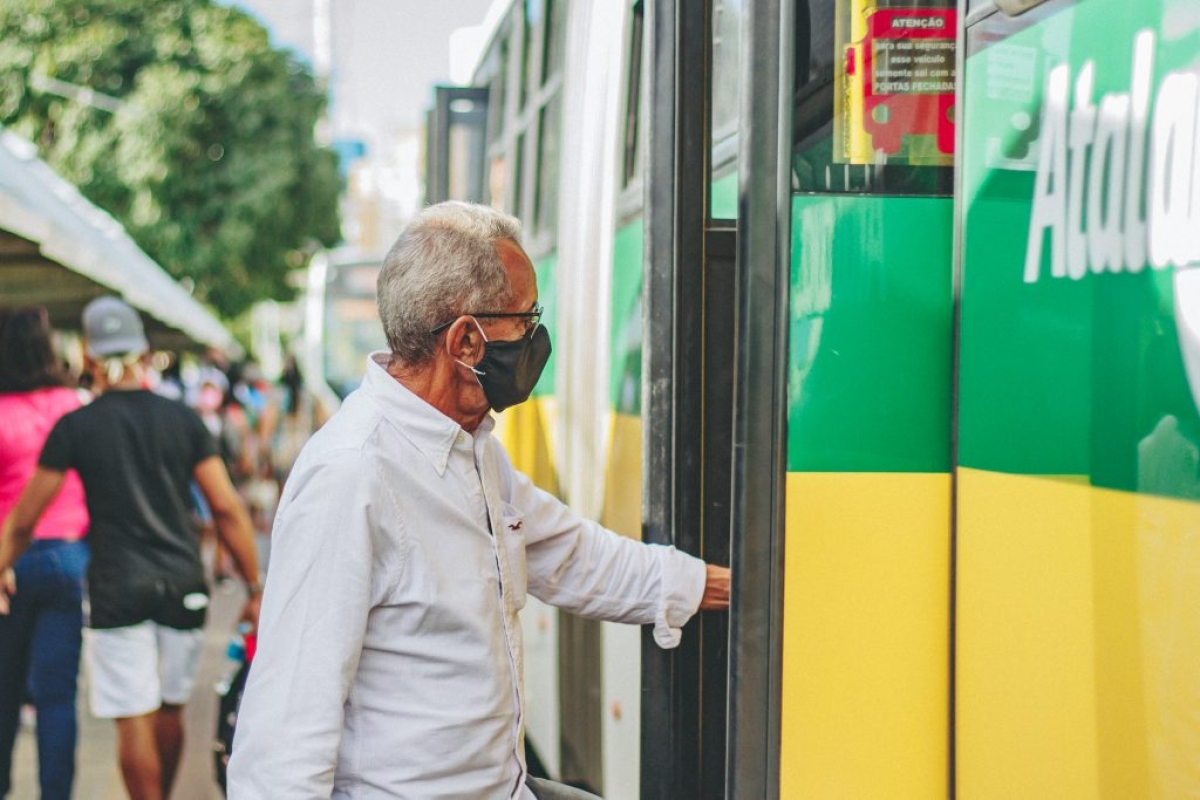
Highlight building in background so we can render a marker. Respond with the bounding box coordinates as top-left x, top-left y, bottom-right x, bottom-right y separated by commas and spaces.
231, 0, 493, 254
